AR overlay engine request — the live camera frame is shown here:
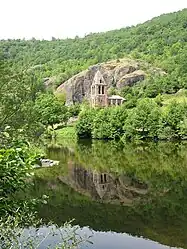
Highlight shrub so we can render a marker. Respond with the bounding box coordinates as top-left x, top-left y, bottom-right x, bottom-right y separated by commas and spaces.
123, 98, 160, 140
68, 104, 81, 117
92, 106, 127, 139
0, 141, 39, 216
158, 101, 187, 139
76, 108, 97, 138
